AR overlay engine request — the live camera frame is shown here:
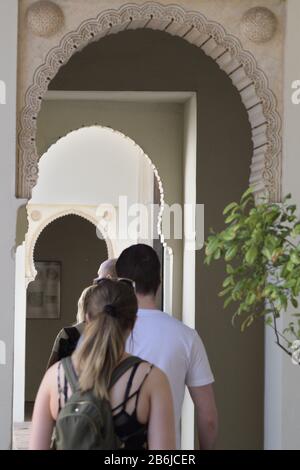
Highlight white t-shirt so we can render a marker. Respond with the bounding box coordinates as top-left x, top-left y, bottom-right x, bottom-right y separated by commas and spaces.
126, 309, 214, 449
